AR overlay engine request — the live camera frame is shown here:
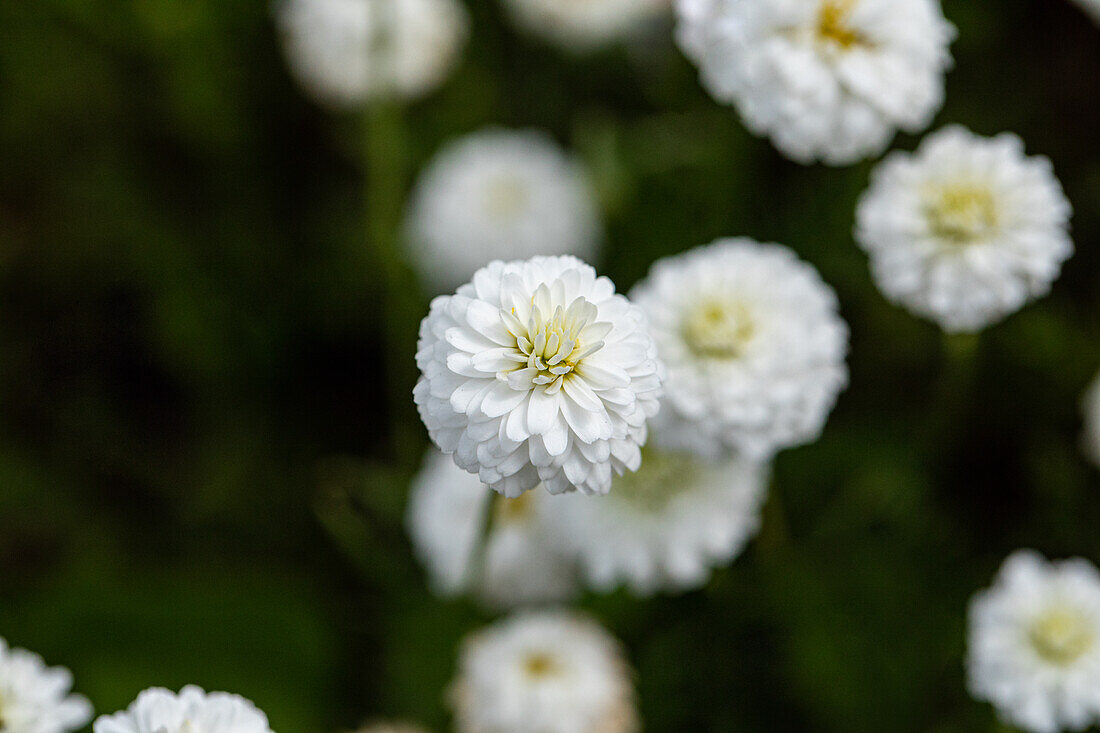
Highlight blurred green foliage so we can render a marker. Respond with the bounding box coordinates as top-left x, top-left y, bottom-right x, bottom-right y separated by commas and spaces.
1, 0, 1099, 731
